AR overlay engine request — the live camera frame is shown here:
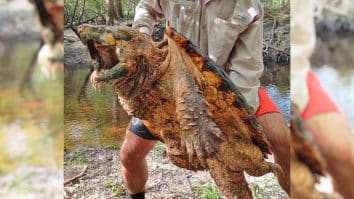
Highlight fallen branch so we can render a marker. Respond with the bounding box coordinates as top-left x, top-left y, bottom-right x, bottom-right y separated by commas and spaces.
64, 165, 88, 185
